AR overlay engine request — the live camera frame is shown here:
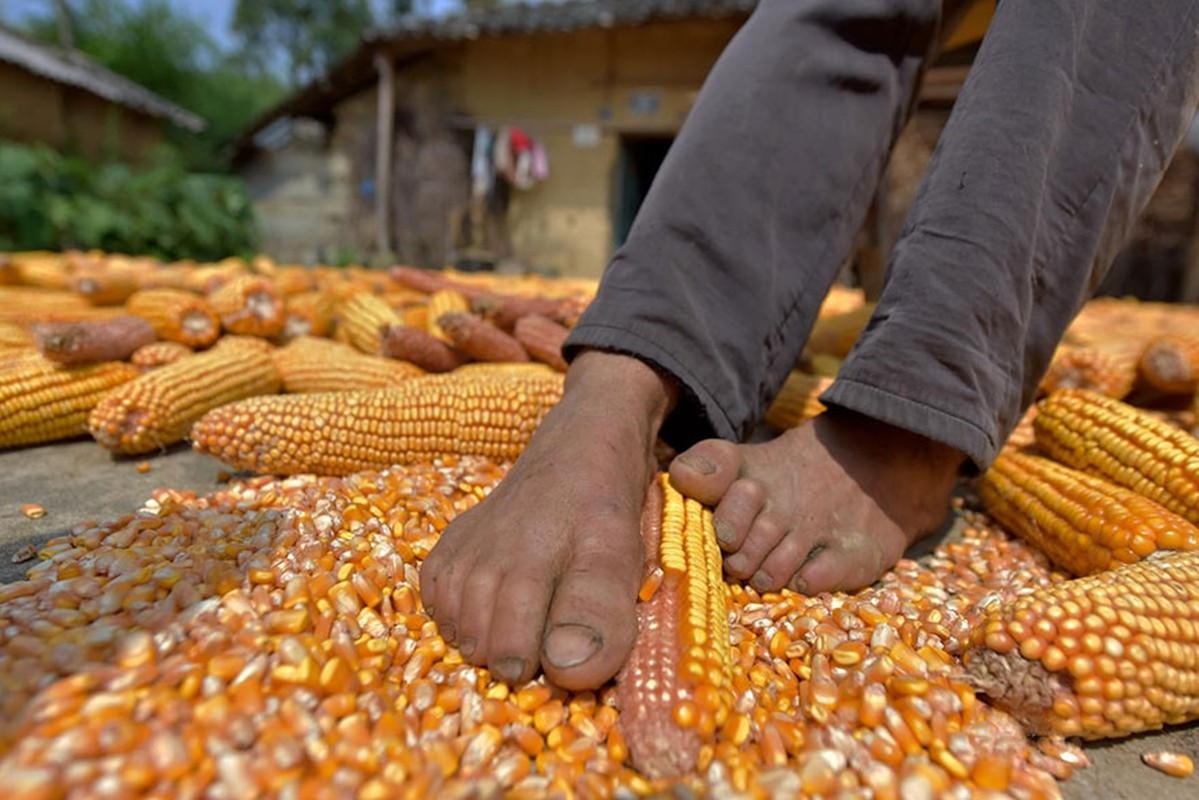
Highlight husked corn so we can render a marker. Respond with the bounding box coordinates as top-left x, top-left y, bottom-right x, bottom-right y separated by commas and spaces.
1040, 348, 1136, 400
208, 276, 285, 338
426, 290, 470, 342
337, 293, 401, 355
126, 289, 220, 348
130, 341, 193, 371
274, 336, 423, 393
0, 352, 138, 448
764, 373, 833, 430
